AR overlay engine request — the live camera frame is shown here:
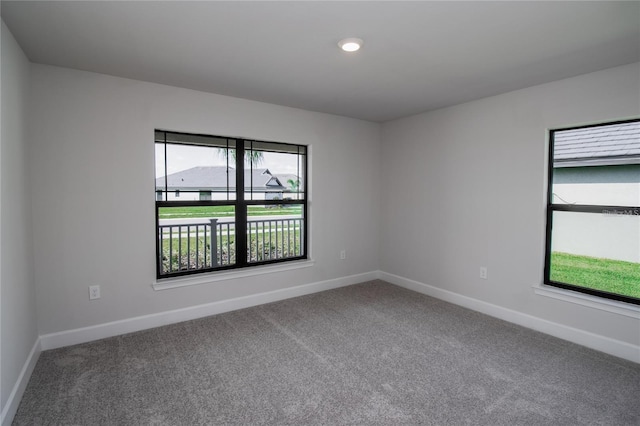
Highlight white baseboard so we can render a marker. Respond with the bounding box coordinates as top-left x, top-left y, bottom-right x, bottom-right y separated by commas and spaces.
40, 271, 379, 351
1, 339, 41, 426
378, 271, 640, 364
